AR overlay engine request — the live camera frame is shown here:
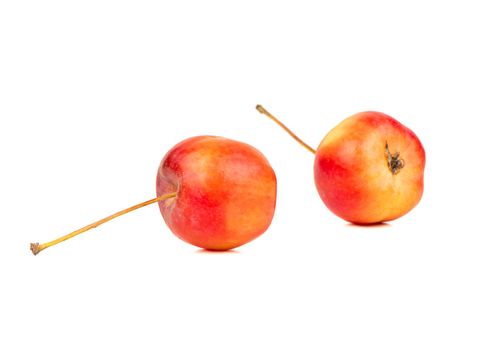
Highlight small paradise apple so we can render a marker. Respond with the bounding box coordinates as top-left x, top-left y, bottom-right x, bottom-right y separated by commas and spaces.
31, 136, 277, 255
257, 105, 425, 224
156, 136, 277, 250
